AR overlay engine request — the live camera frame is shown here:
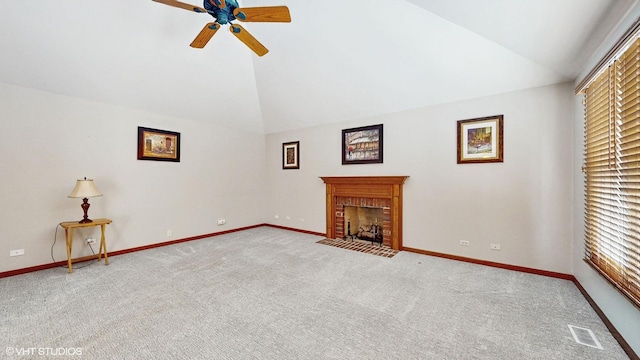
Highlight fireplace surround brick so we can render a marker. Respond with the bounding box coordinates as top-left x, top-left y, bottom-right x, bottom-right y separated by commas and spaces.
320, 176, 409, 250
